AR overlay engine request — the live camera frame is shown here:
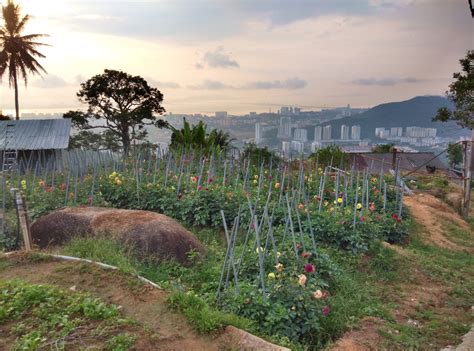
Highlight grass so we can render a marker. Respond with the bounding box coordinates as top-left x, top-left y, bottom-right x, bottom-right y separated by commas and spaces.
0, 279, 138, 350
59, 219, 474, 350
